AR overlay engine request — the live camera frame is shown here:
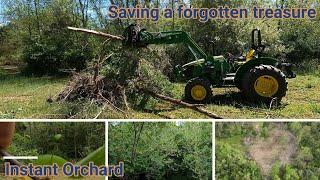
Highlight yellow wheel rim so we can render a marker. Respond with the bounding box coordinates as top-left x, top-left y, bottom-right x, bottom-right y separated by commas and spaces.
254, 75, 279, 97
191, 85, 207, 101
